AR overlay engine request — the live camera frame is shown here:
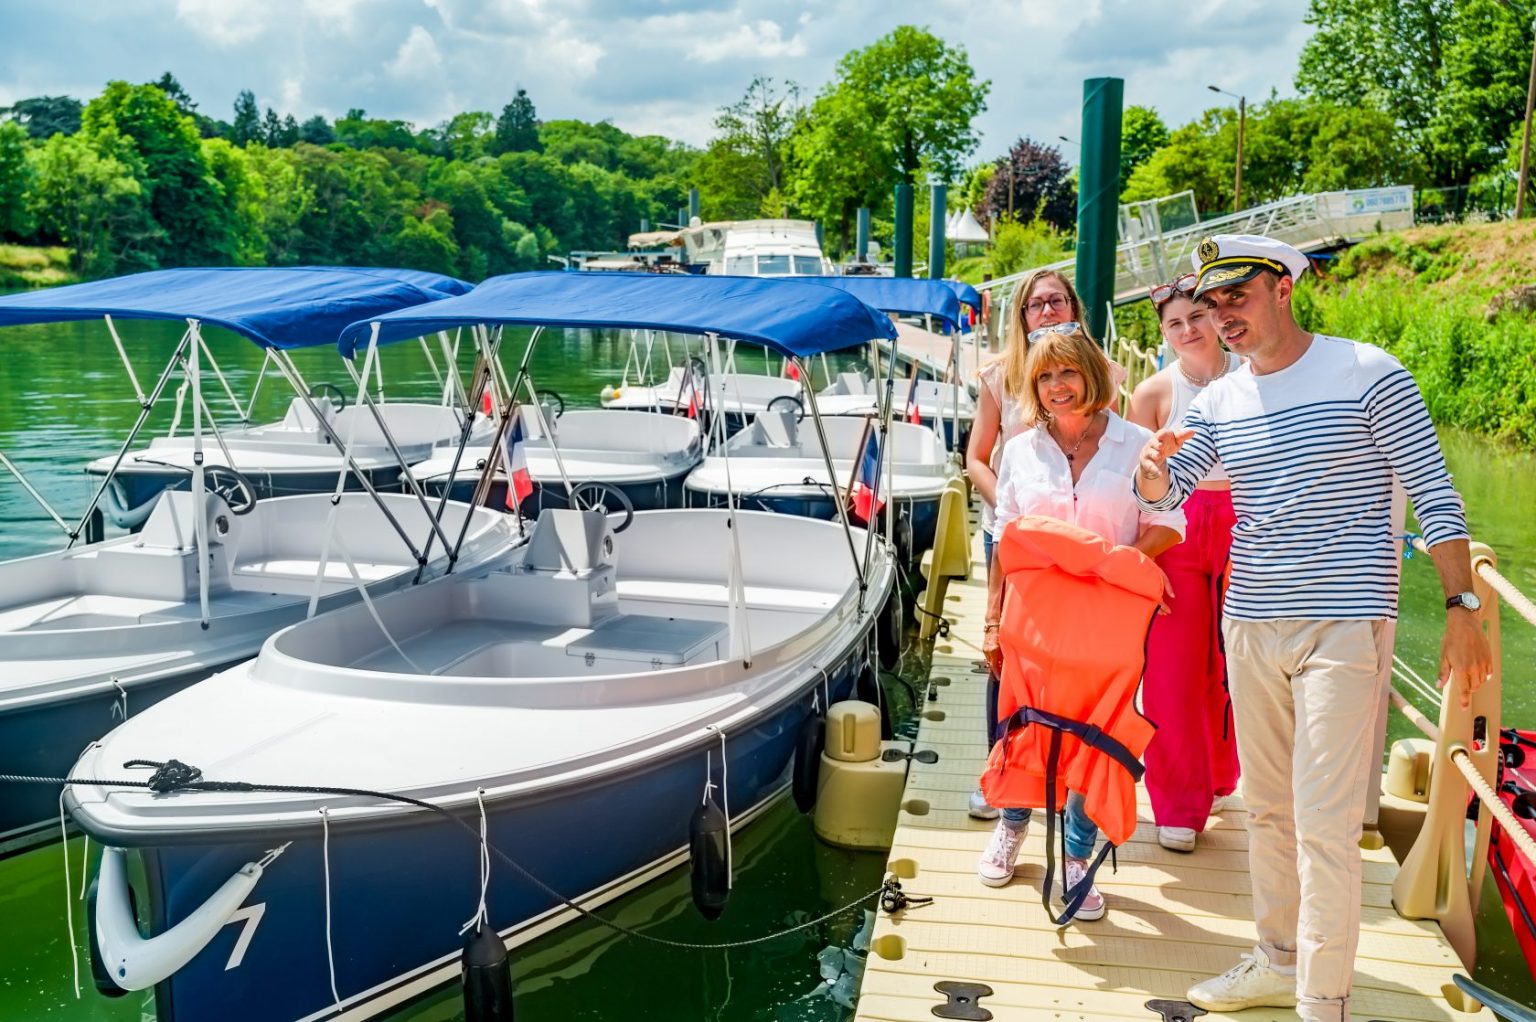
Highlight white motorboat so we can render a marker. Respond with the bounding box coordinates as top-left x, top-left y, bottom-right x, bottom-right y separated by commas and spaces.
0, 267, 524, 851
404, 407, 702, 513
63, 271, 904, 1022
